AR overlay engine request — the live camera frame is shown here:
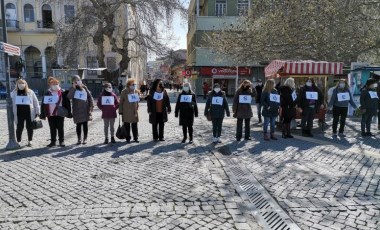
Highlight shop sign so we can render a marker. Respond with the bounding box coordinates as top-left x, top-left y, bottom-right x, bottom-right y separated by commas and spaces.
200, 67, 251, 76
